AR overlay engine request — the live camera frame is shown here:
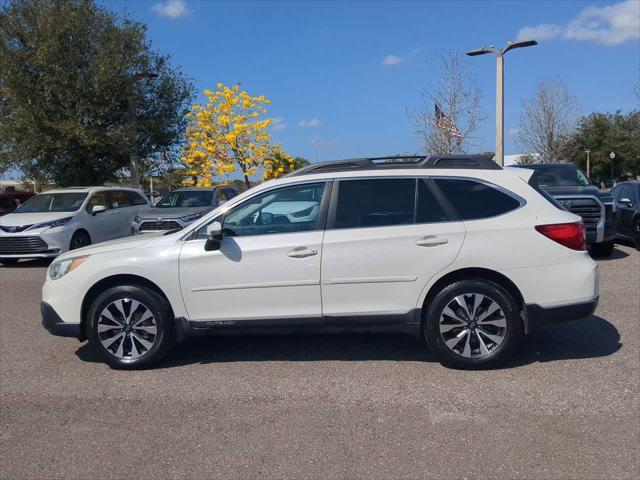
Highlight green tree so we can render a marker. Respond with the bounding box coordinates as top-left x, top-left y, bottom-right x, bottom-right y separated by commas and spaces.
0, 0, 193, 186
568, 111, 640, 183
